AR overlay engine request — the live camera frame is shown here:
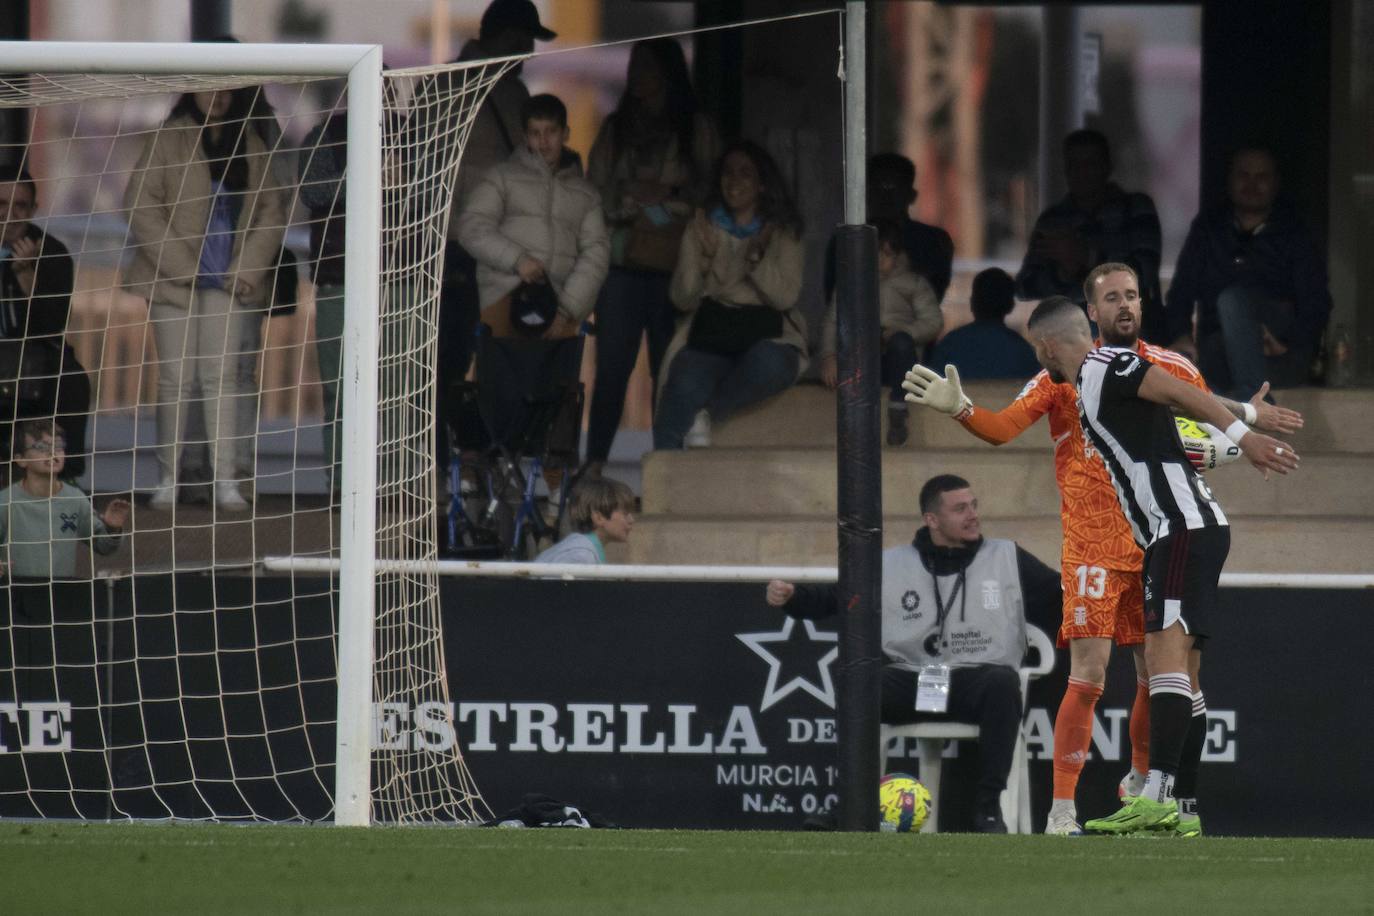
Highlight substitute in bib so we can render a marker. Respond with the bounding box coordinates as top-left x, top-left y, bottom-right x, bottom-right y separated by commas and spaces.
766, 474, 1060, 832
